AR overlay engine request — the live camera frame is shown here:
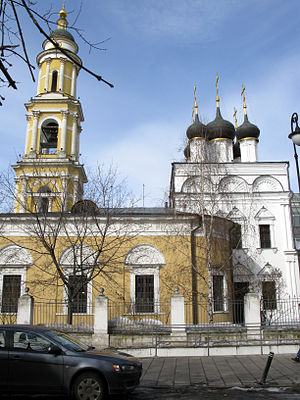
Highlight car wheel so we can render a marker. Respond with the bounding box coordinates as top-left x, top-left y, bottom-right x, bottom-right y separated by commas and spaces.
72, 372, 105, 400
